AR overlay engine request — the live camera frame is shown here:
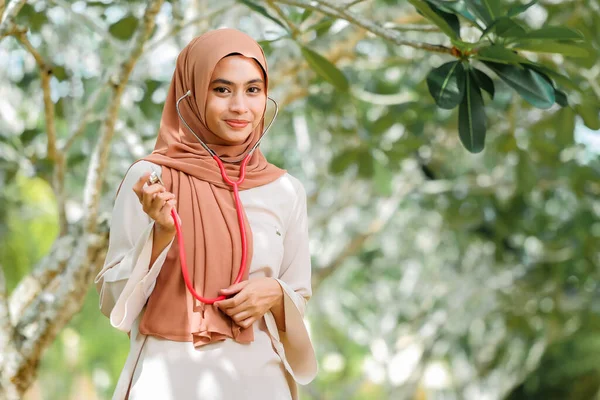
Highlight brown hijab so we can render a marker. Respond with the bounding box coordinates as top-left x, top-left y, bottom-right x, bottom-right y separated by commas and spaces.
136, 29, 285, 346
